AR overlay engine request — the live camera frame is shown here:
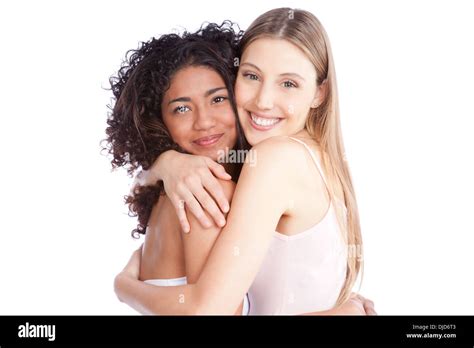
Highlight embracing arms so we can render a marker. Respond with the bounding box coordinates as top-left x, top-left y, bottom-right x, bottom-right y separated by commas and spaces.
133, 150, 232, 233
115, 139, 298, 314
120, 141, 376, 315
